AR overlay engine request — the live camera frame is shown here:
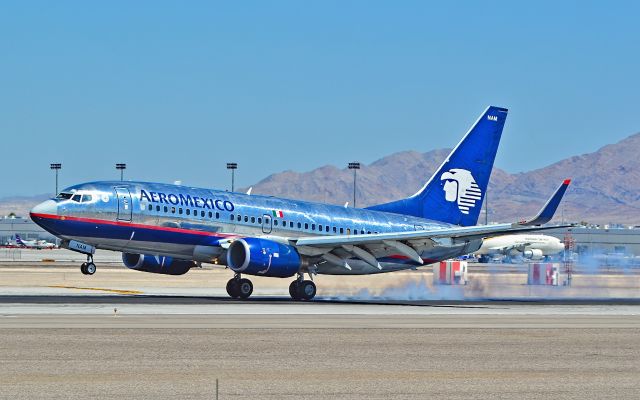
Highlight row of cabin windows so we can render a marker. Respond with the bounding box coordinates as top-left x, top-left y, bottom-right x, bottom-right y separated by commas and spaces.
147, 203, 221, 219
145, 203, 377, 235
